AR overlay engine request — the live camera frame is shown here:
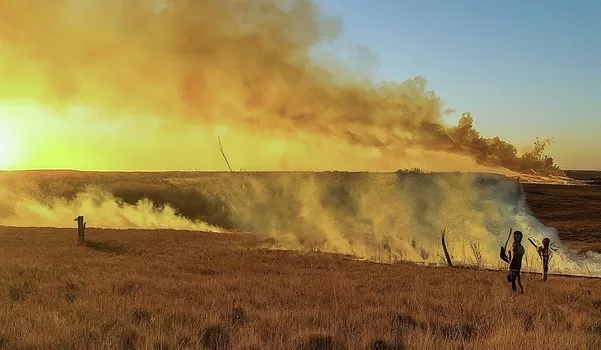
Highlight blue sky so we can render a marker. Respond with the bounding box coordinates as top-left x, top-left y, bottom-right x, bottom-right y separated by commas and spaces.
314, 0, 601, 169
